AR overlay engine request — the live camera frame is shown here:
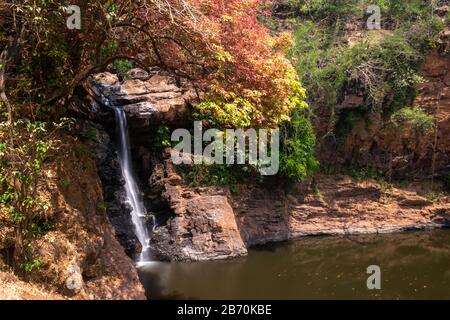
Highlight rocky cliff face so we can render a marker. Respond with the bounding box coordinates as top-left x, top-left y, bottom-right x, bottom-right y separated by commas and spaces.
315, 31, 450, 179
67, 68, 199, 260
414, 48, 450, 176
0, 135, 146, 300
81, 69, 195, 130
147, 150, 450, 261
234, 176, 450, 241
66, 61, 450, 265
